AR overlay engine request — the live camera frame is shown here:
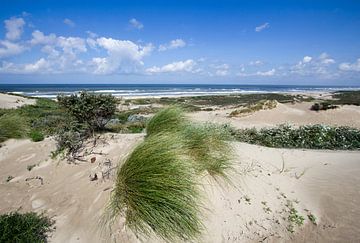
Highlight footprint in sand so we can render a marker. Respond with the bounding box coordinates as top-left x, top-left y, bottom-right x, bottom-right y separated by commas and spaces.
32, 199, 46, 209
17, 153, 36, 162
